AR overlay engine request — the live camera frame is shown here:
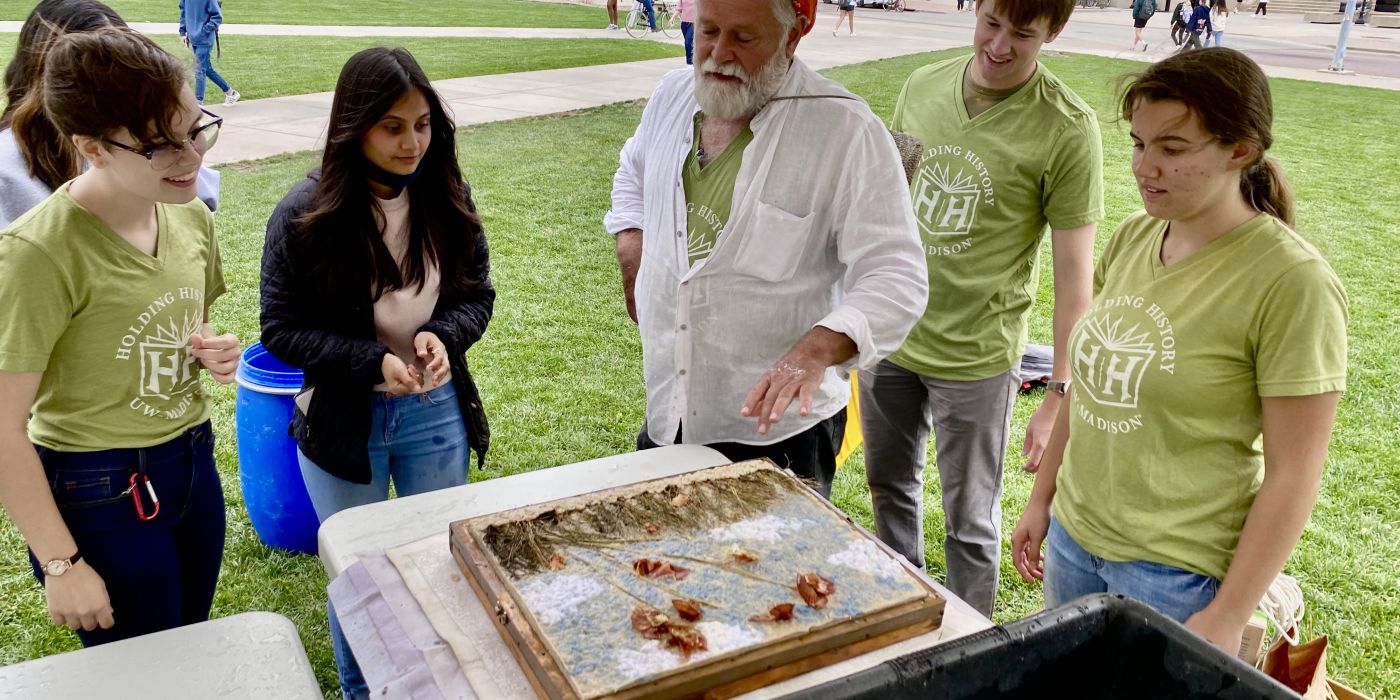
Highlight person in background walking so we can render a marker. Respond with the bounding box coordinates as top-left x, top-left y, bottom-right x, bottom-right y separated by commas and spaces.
679, 0, 695, 63
1131, 0, 1156, 51
834, 0, 856, 35
1170, 0, 1189, 45
1211, 0, 1230, 45
1178, 0, 1211, 51
607, 0, 619, 29
179, 0, 239, 105
1254, 0, 1267, 15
